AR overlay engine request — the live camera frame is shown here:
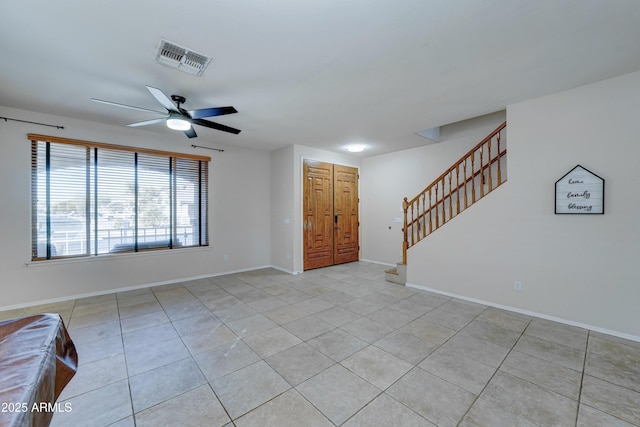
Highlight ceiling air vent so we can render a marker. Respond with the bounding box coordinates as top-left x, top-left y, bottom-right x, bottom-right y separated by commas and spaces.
155, 40, 212, 77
